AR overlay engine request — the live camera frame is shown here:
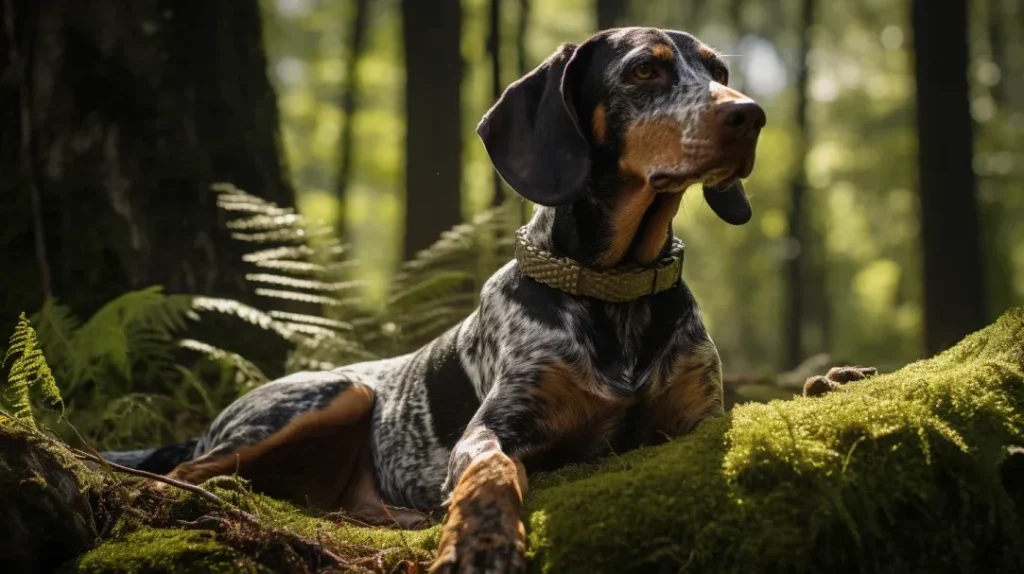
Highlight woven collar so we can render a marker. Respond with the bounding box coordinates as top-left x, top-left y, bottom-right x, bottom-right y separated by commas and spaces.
514, 227, 684, 303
